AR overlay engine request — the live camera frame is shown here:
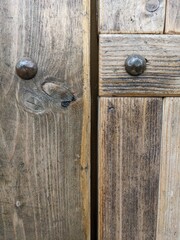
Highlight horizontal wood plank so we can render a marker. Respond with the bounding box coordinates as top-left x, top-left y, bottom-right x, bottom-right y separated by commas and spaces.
99, 0, 166, 33
99, 97, 163, 240
165, 0, 180, 33
0, 0, 90, 239
157, 98, 180, 240
99, 34, 180, 96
